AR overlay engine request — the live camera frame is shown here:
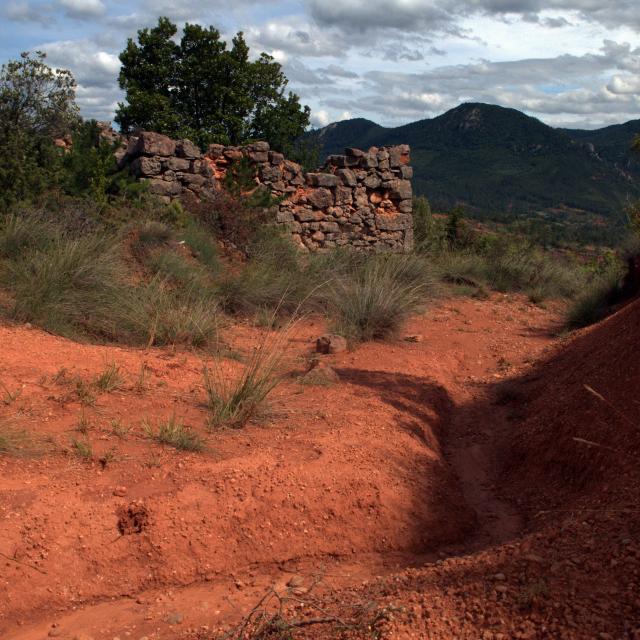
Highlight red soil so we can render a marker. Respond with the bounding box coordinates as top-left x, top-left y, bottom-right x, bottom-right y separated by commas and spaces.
1, 294, 638, 639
